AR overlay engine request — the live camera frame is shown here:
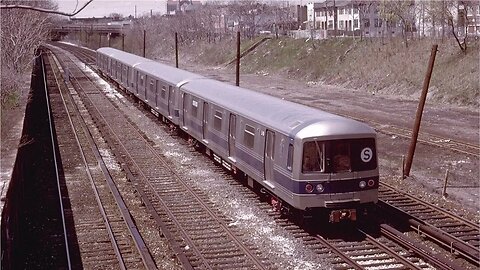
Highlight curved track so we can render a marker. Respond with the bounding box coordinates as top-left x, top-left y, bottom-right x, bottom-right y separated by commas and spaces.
44, 48, 156, 269
379, 182, 480, 266
49, 44, 271, 269
53, 42, 478, 270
